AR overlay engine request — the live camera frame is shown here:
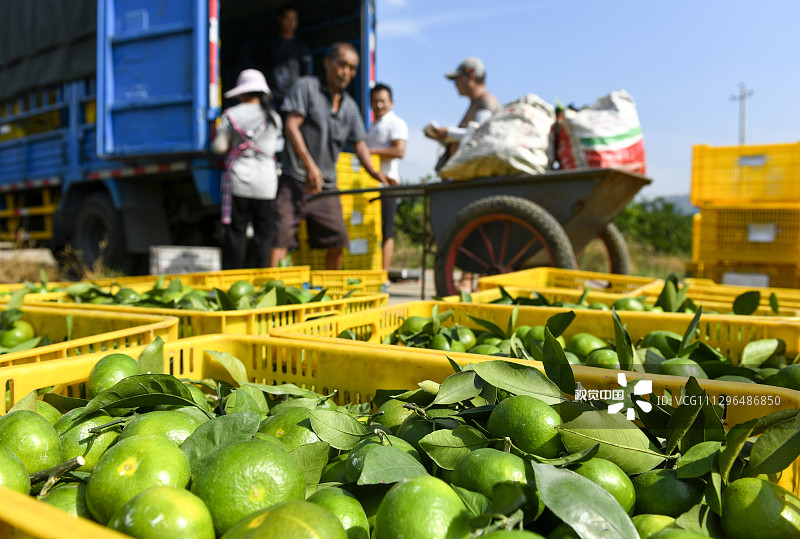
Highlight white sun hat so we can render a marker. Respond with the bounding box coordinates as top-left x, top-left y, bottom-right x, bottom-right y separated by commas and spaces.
224, 69, 271, 98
